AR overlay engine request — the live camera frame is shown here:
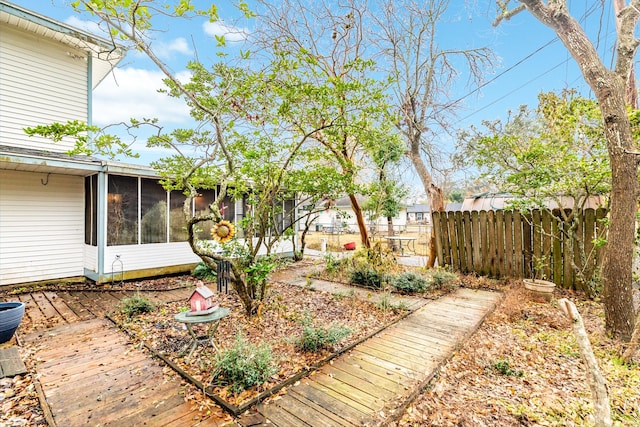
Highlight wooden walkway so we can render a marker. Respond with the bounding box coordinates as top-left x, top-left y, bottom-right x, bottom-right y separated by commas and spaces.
22, 318, 221, 427
243, 287, 501, 426
17, 288, 190, 333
